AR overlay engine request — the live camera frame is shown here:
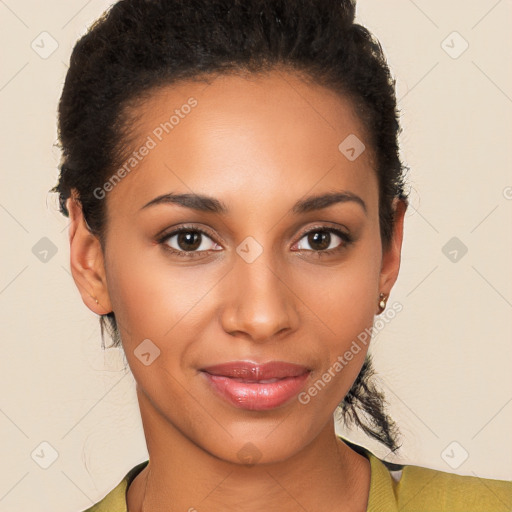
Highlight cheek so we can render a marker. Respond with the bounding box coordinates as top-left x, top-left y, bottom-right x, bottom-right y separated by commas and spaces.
104, 240, 221, 347
301, 239, 381, 343
296, 237, 381, 404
